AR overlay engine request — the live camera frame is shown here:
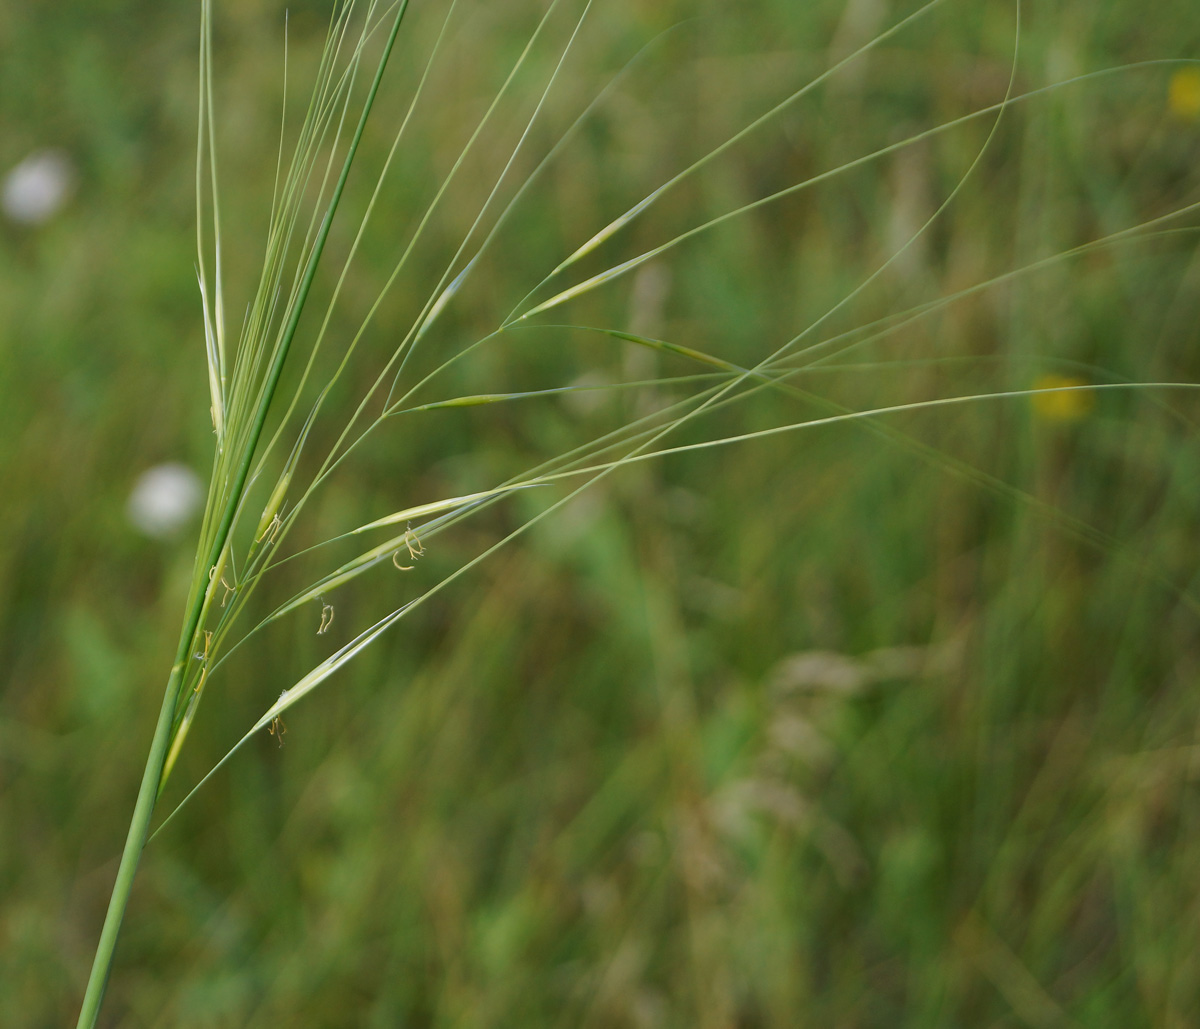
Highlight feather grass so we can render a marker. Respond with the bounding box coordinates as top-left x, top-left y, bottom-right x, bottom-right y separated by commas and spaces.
75, 0, 1200, 1021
